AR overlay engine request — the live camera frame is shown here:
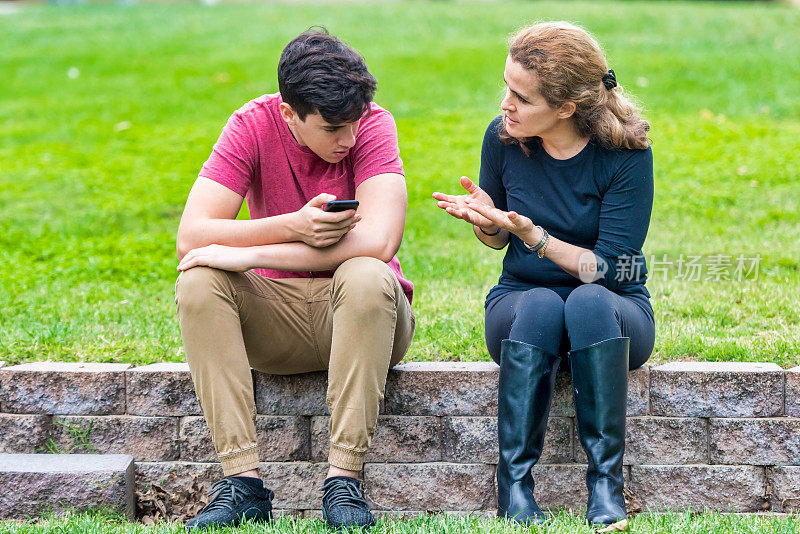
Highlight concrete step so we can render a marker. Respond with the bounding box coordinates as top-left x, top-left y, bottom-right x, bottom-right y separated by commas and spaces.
0, 453, 134, 519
